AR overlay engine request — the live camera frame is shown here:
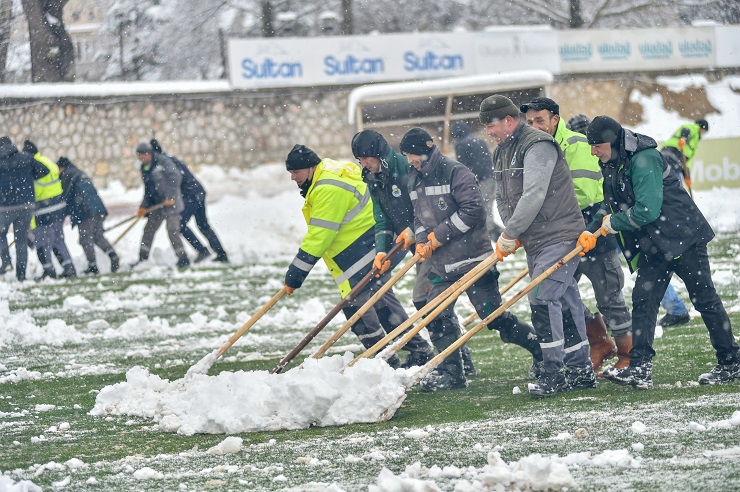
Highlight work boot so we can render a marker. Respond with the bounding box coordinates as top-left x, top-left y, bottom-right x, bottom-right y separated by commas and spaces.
176, 256, 190, 270
214, 253, 229, 263
420, 368, 468, 392
60, 265, 77, 278
528, 361, 543, 380
385, 353, 402, 369
461, 343, 479, 376
528, 370, 567, 397
0, 262, 12, 274
109, 252, 120, 273
35, 268, 56, 281
83, 264, 99, 275
585, 313, 617, 371
401, 350, 434, 369
613, 333, 633, 369
194, 249, 211, 263
494, 314, 542, 378
566, 364, 597, 390
659, 312, 690, 327
603, 362, 653, 390
698, 360, 740, 385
